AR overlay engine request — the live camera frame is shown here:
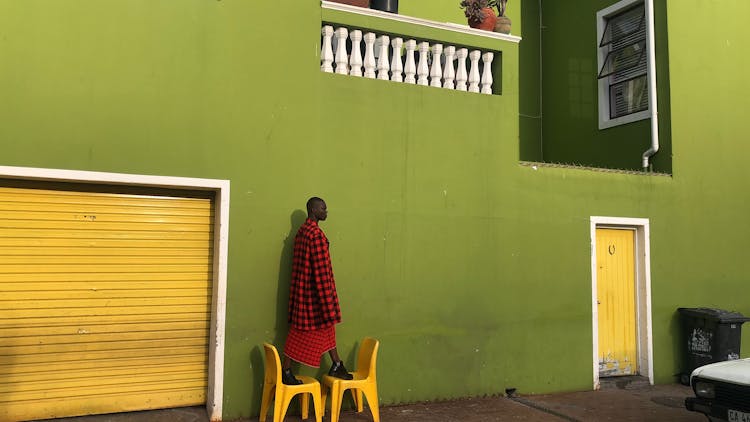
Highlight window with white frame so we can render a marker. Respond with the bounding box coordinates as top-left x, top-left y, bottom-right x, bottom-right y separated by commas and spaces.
596, 0, 651, 129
